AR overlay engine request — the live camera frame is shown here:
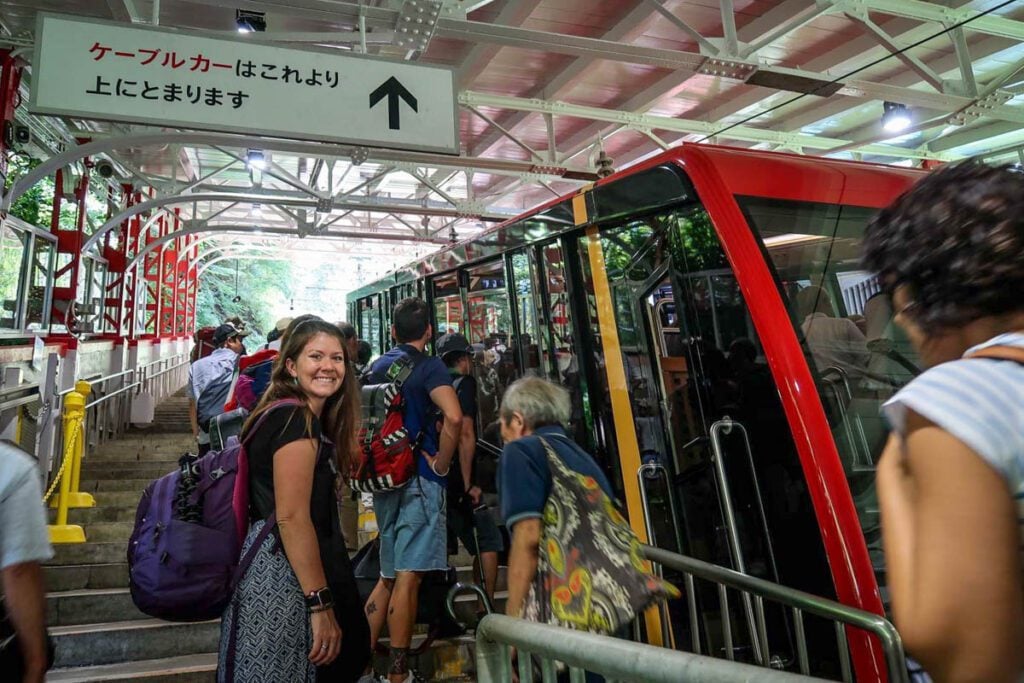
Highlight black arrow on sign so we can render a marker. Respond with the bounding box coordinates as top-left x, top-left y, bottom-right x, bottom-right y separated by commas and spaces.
369, 77, 418, 131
